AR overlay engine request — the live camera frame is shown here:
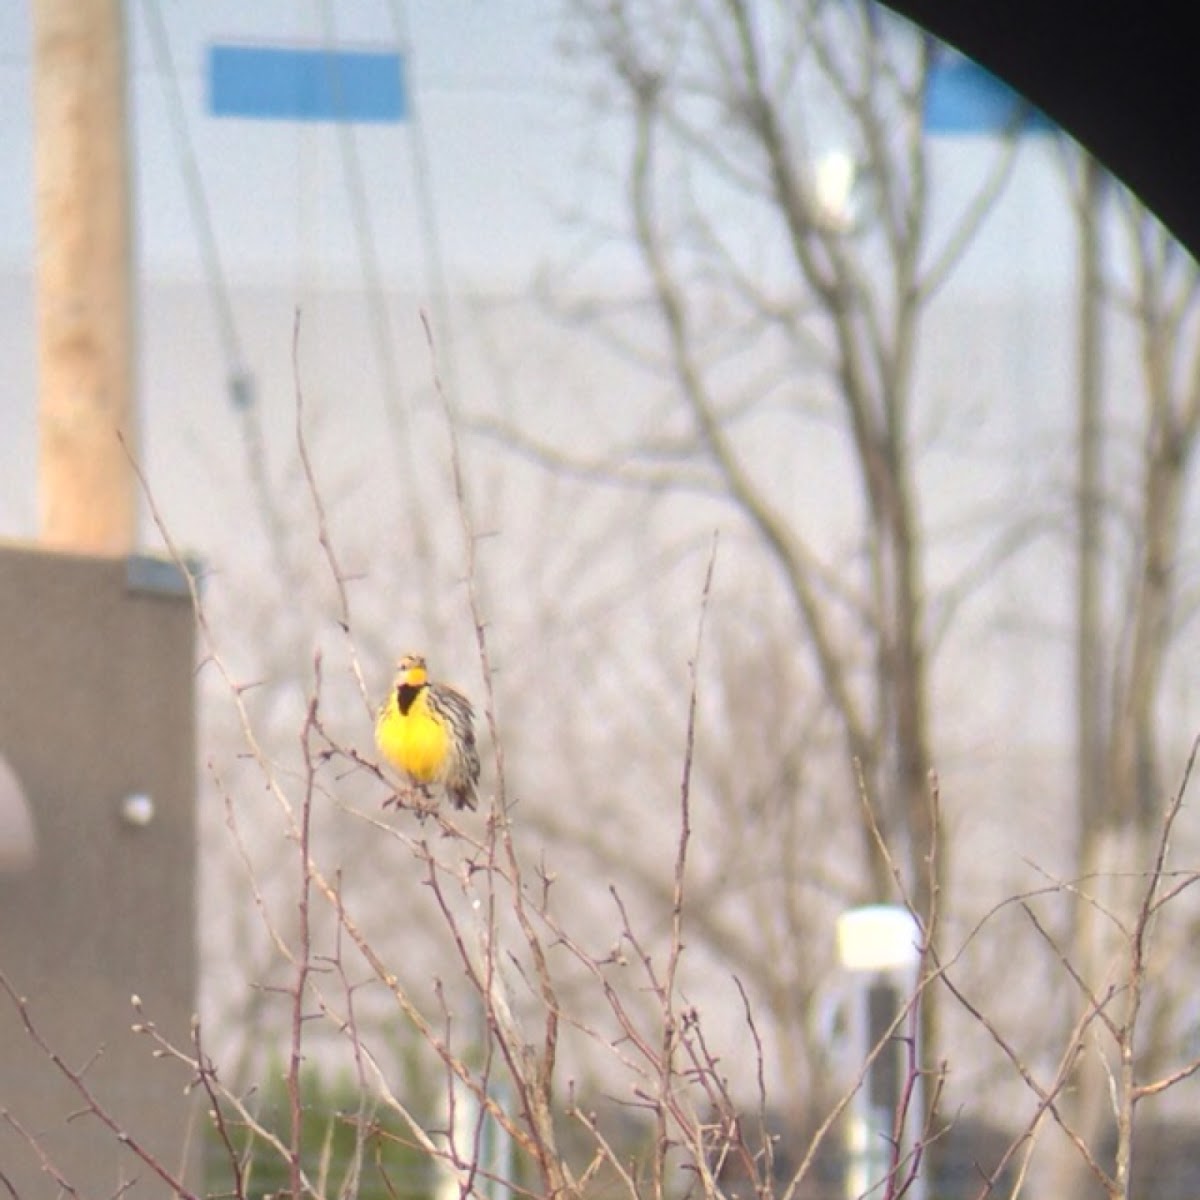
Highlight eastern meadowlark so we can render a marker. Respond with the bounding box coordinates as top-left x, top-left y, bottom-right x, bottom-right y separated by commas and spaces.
375, 654, 480, 811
